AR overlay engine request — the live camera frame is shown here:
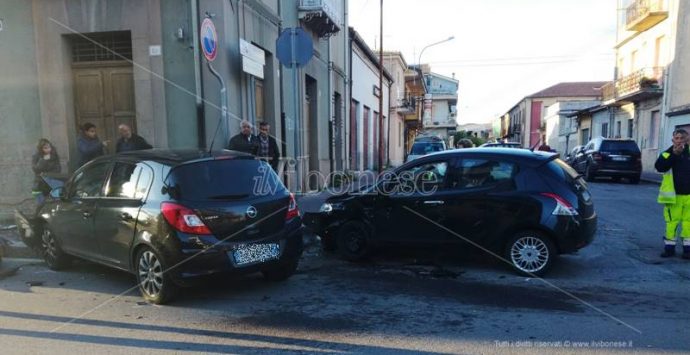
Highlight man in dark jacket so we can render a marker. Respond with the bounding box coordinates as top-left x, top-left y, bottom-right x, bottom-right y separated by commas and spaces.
228, 120, 259, 155
257, 121, 281, 171
77, 122, 107, 167
655, 128, 690, 259
116, 124, 152, 153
